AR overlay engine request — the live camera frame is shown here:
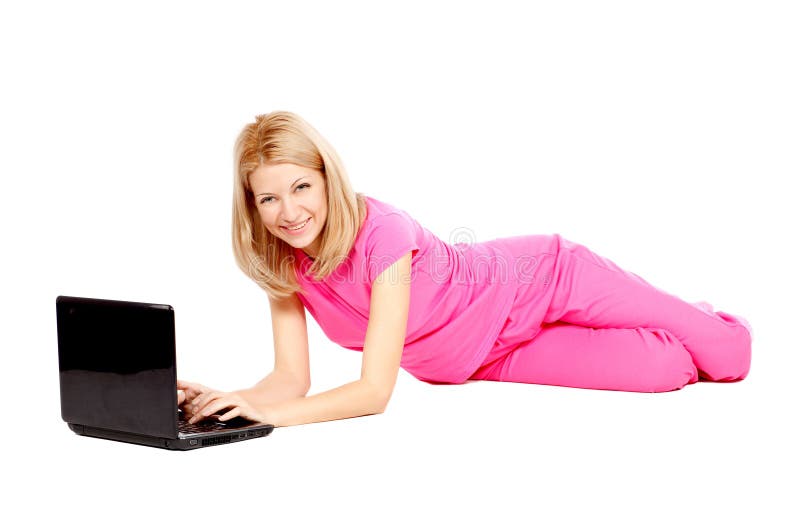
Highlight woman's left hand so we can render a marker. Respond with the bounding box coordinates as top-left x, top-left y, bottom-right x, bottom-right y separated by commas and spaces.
187, 390, 272, 425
